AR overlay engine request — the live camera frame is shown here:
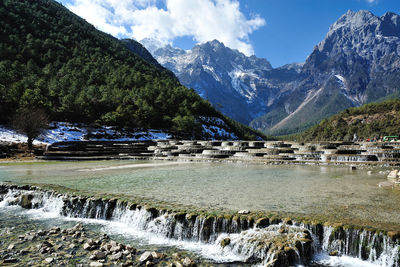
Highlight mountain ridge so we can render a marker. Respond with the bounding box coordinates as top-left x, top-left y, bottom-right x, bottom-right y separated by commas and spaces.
142, 9, 400, 135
